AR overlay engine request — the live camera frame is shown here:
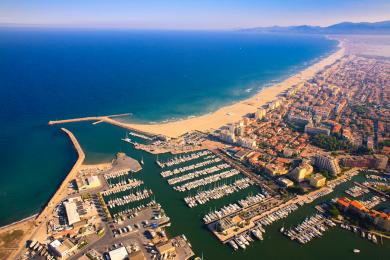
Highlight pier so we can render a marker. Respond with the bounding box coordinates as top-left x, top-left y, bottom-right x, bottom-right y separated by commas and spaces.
48, 113, 131, 125
48, 113, 157, 138
35, 128, 85, 224
13, 128, 86, 259
355, 181, 390, 199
